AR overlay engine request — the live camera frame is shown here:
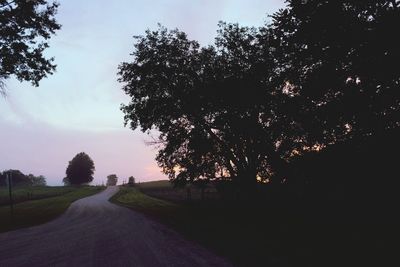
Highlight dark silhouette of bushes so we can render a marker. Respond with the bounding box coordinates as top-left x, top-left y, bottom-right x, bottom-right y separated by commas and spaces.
289, 128, 400, 209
